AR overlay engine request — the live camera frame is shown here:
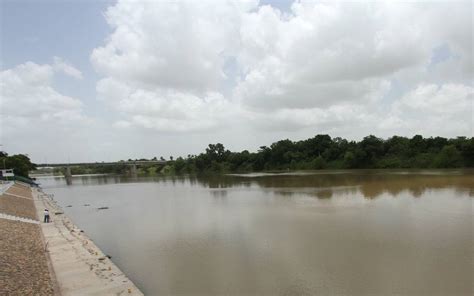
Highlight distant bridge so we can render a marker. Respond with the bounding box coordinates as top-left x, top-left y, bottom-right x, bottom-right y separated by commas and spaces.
36, 161, 169, 184
36, 160, 168, 168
